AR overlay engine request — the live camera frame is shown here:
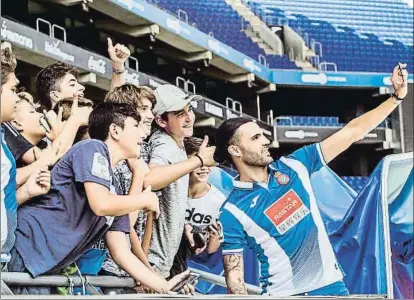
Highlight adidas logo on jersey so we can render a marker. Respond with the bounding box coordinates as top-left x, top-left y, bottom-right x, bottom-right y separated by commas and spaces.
185, 208, 212, 225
